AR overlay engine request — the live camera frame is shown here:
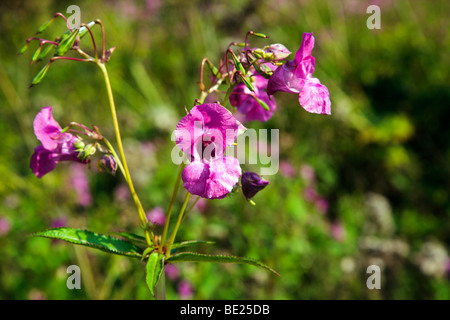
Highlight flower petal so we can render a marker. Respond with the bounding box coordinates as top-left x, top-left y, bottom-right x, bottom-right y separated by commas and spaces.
298, 78, 331, 115
30, 145, 59, 178
182, 157, 241, 200
33, 107, 63, 150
